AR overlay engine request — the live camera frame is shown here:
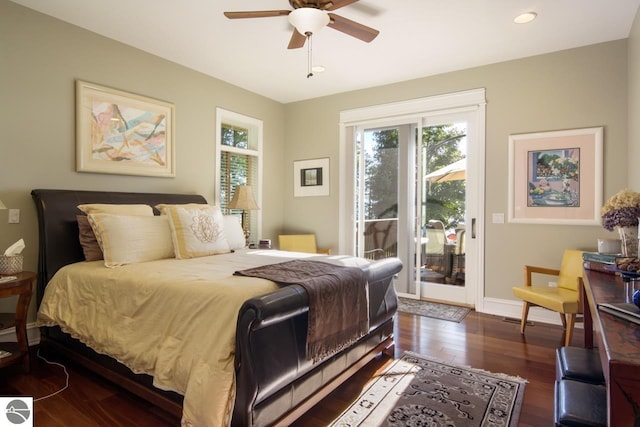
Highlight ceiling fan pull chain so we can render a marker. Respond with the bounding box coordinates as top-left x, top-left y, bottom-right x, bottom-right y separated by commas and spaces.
307, 32, 313, 78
